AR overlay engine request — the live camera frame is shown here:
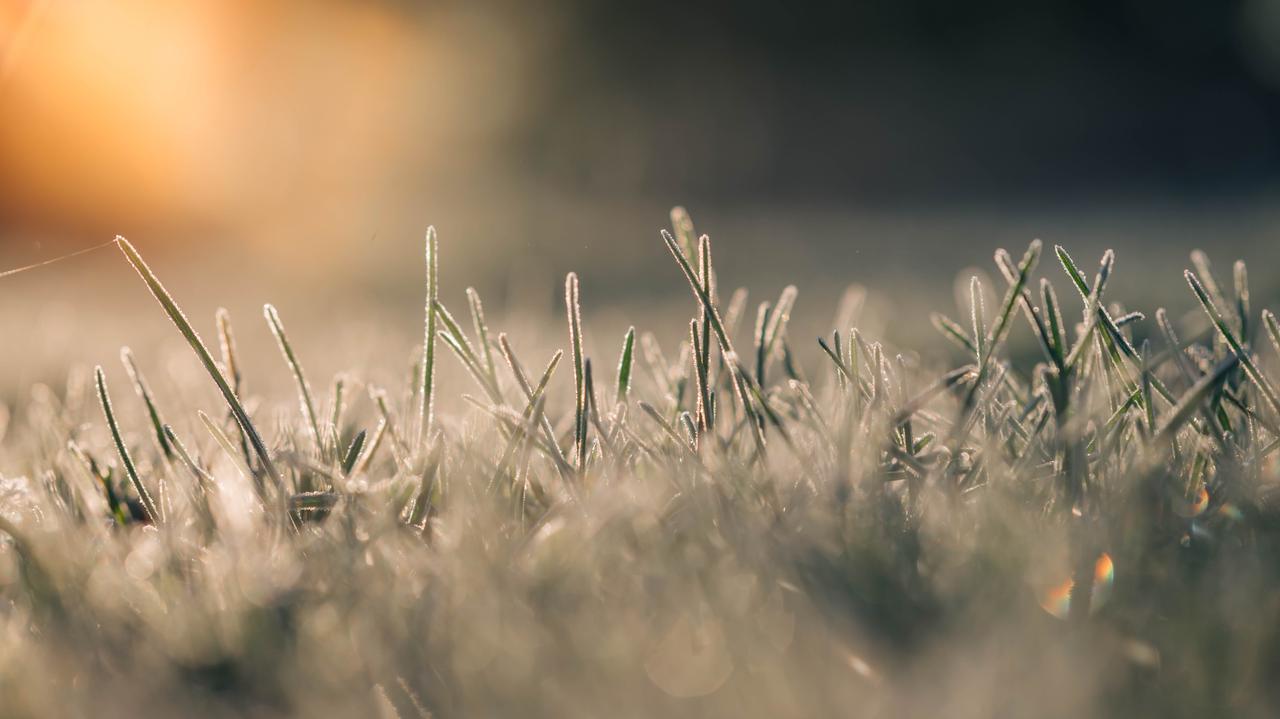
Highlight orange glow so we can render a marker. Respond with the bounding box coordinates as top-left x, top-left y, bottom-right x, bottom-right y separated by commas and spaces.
1, 2, 225, 226
0, 1, 430, 238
